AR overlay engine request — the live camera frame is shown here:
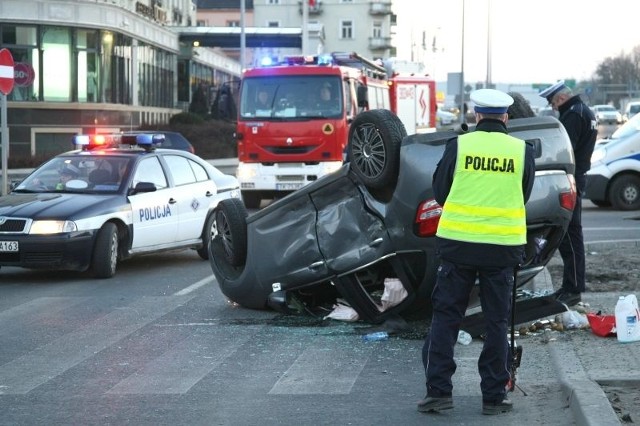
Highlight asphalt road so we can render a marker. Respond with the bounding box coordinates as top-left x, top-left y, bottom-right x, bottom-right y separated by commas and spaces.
0, 205, 636, 424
